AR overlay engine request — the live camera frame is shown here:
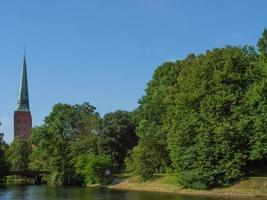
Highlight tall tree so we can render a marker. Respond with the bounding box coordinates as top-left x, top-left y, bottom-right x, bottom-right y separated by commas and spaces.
128, 61, 182, 179
7, 139, 31, 171
0, 132, 8, 172
242, 30, 267, 162
101, 110, 137, 172
29, 102, 102, 185
167, 46, 261, 189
